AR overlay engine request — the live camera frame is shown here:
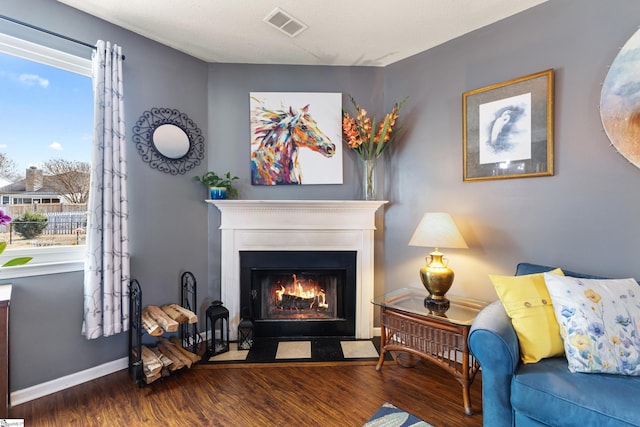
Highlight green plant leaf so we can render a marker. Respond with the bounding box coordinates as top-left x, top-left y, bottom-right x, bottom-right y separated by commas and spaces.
376, 116, 392, 157
368, 117, 377, 161
2, 257, 32, 267
0, 242, 5, 255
